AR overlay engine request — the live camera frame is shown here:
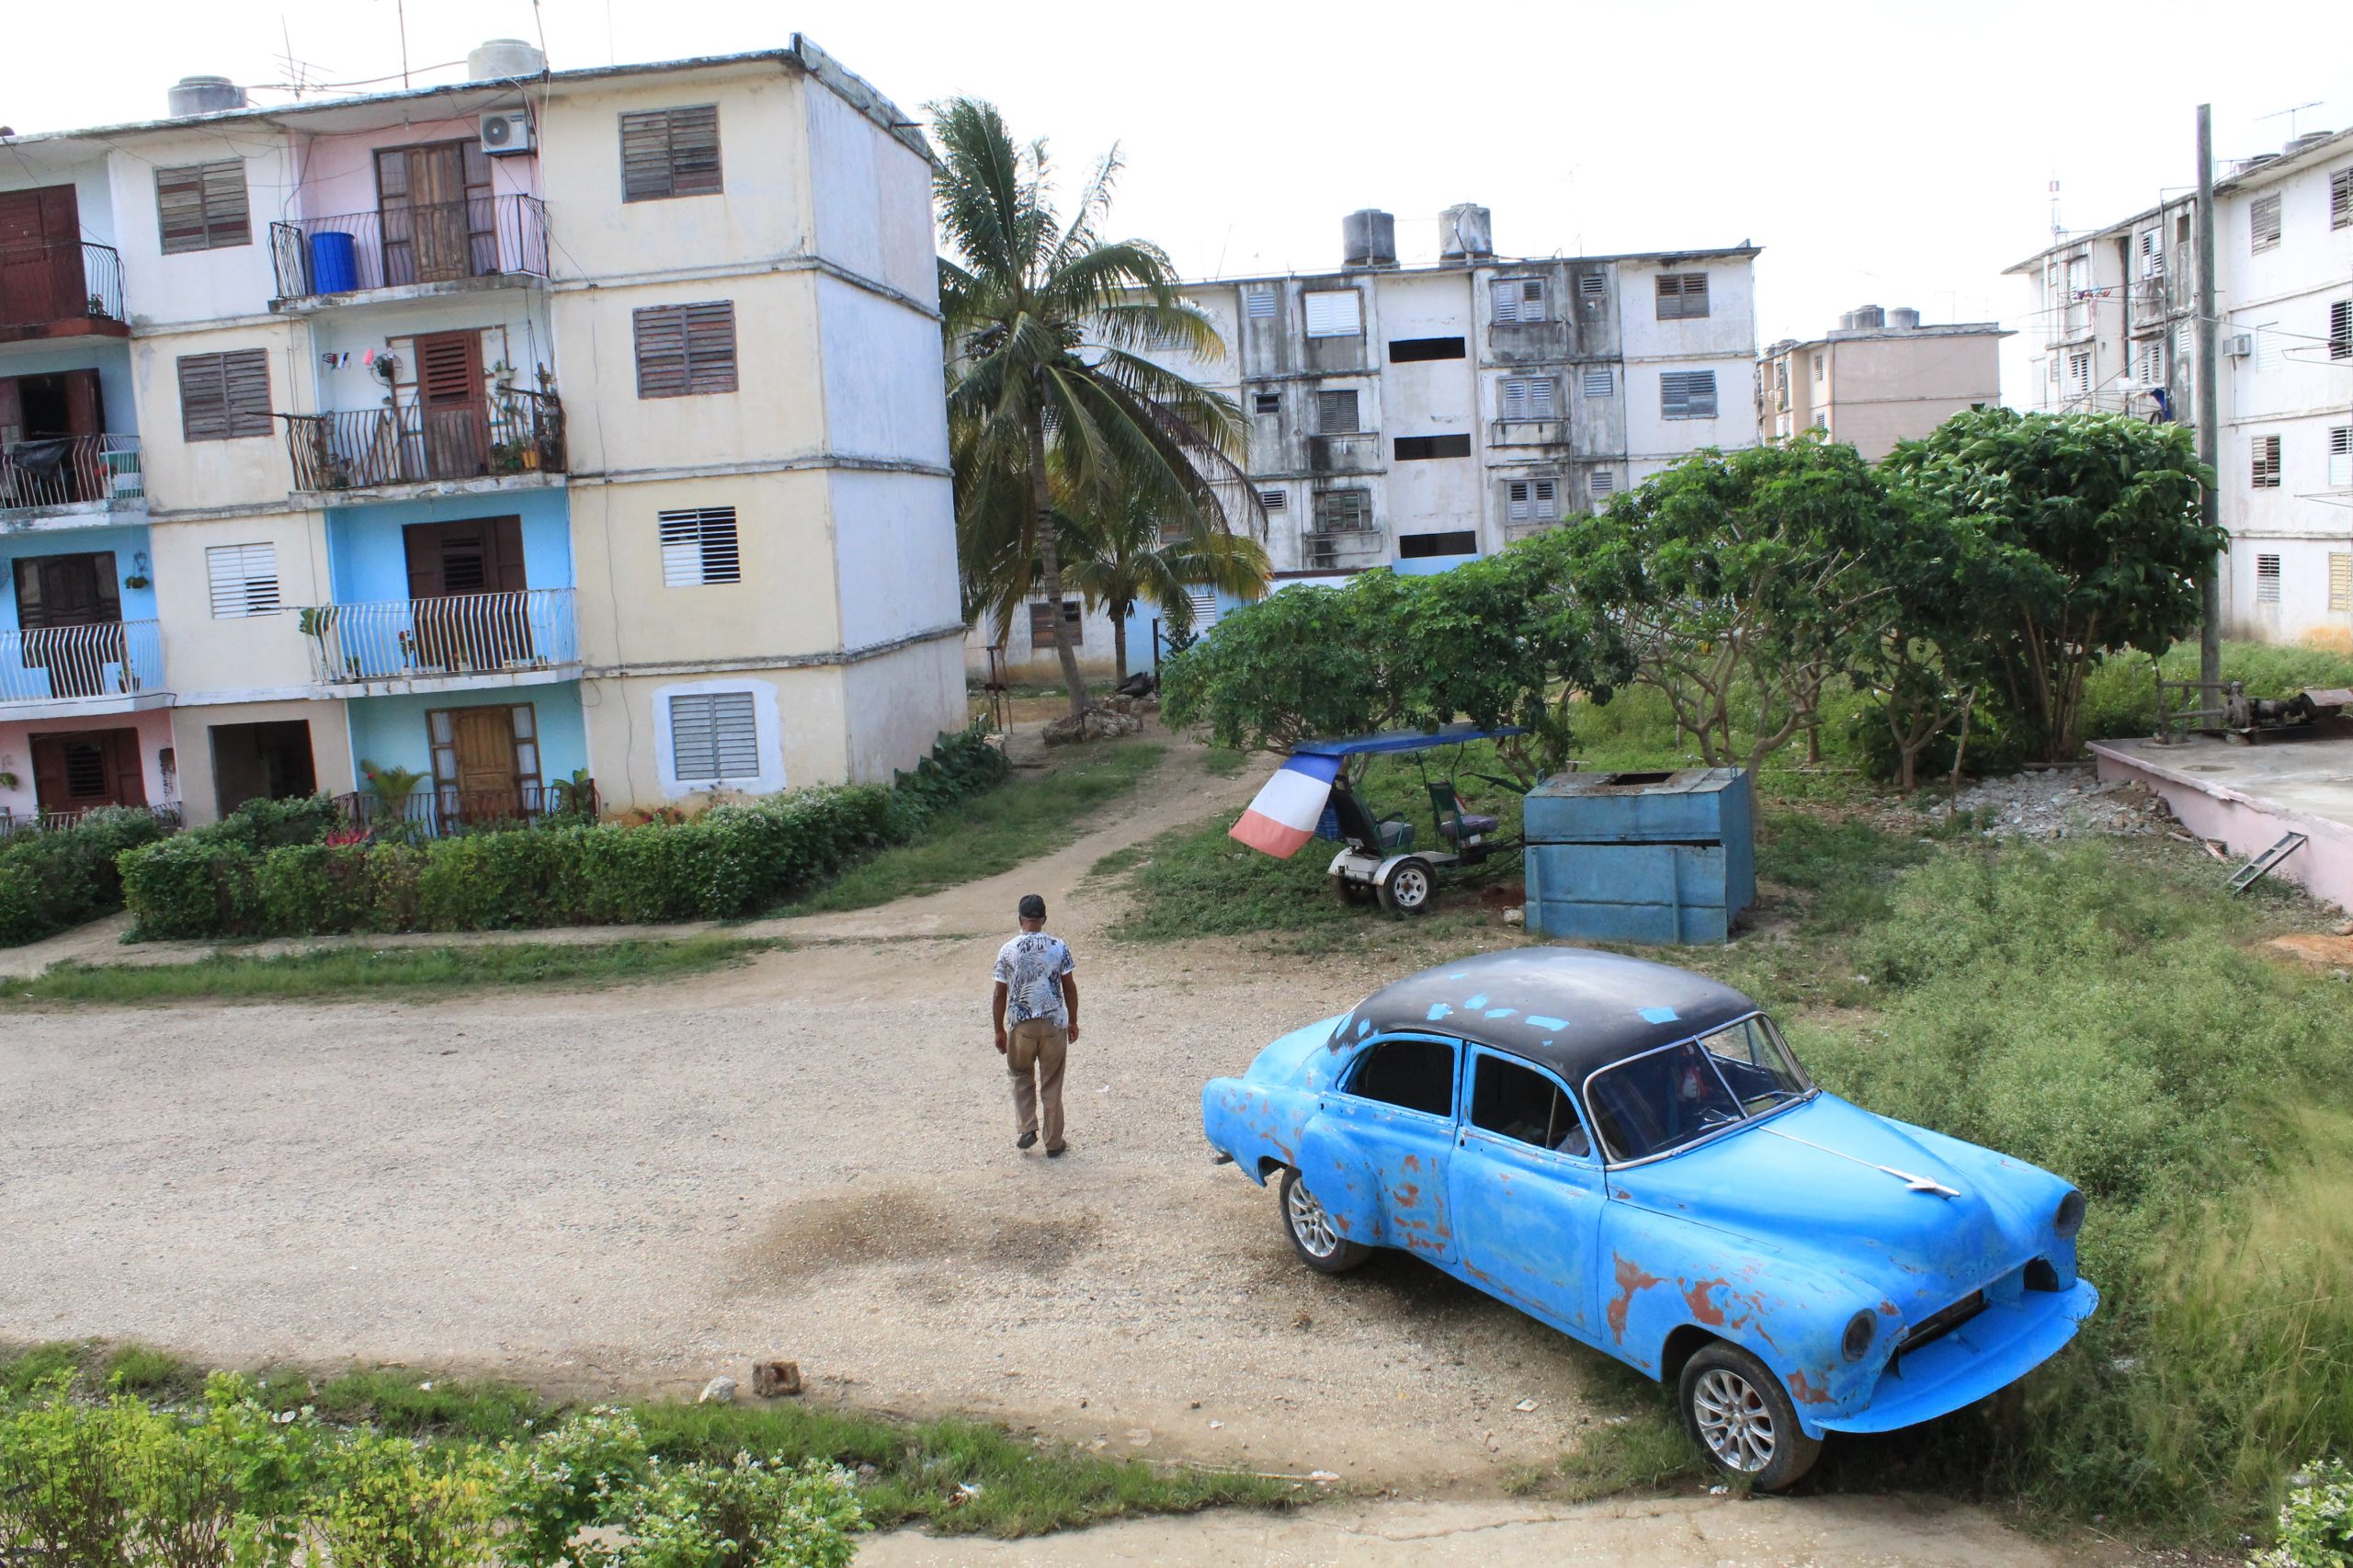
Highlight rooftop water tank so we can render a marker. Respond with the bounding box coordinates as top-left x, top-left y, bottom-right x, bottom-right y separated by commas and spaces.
1440, 203, 1494, 261
167, 75, 248, 118
468, 39, 548, 80
2284, 130, 2335, 157
1849, 303, 1885, 329
1886, 306, 1920, 330
1343, 210, 1397, 269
